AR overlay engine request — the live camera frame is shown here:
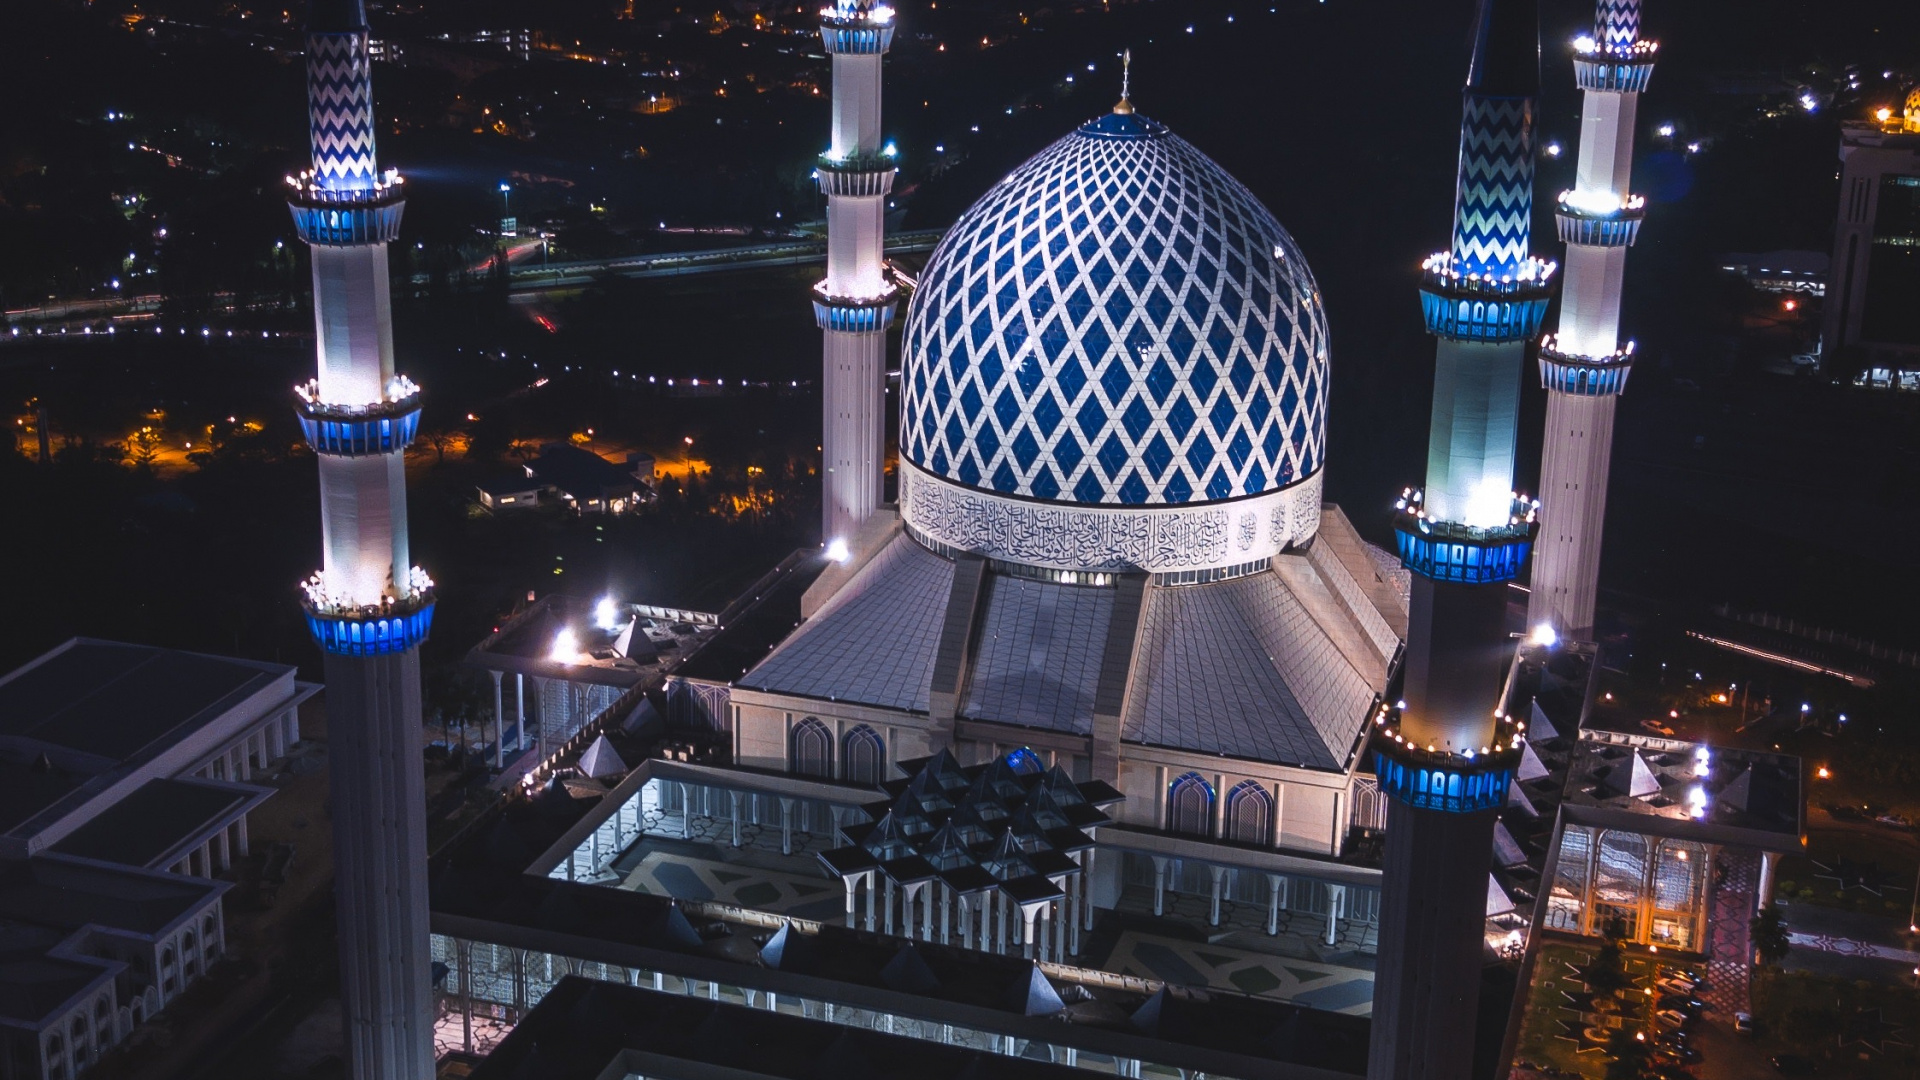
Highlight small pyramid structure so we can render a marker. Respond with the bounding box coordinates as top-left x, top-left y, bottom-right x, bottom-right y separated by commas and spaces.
1603, 751, 1662, 798
576, 735, 626, 780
